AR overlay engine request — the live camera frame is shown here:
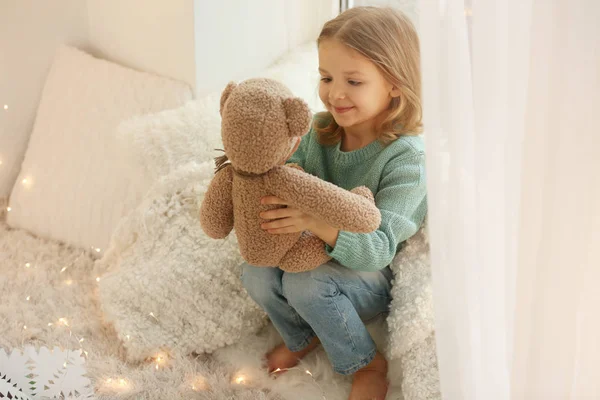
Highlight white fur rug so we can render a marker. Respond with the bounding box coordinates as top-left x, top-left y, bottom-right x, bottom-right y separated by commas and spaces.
0, 222, 405, 399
